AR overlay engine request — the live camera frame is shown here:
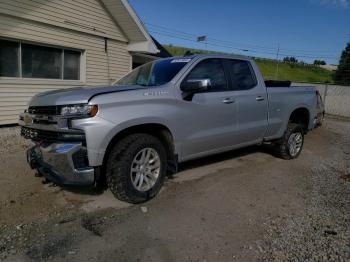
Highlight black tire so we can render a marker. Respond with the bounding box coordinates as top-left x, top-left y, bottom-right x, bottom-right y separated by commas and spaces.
106, 133, 167, 203
275, 123, 304, 160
